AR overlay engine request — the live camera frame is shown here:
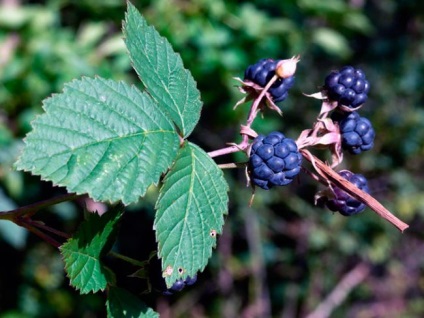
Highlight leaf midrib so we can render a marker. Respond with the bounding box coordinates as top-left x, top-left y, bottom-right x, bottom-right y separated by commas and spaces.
127, 14, 186, 133
28, 129, 176, 160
